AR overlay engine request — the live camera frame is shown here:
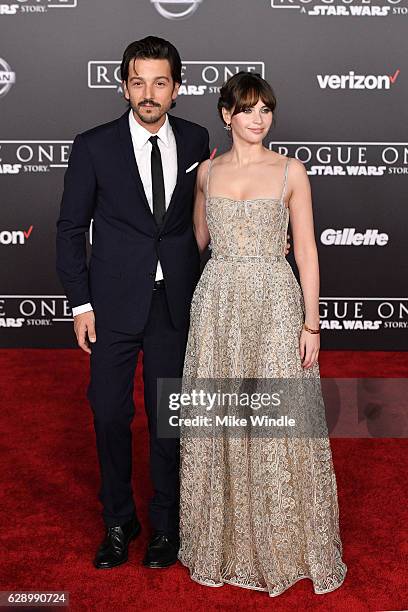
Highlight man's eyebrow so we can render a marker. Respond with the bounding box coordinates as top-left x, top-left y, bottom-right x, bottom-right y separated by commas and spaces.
129, 75, 170, 81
